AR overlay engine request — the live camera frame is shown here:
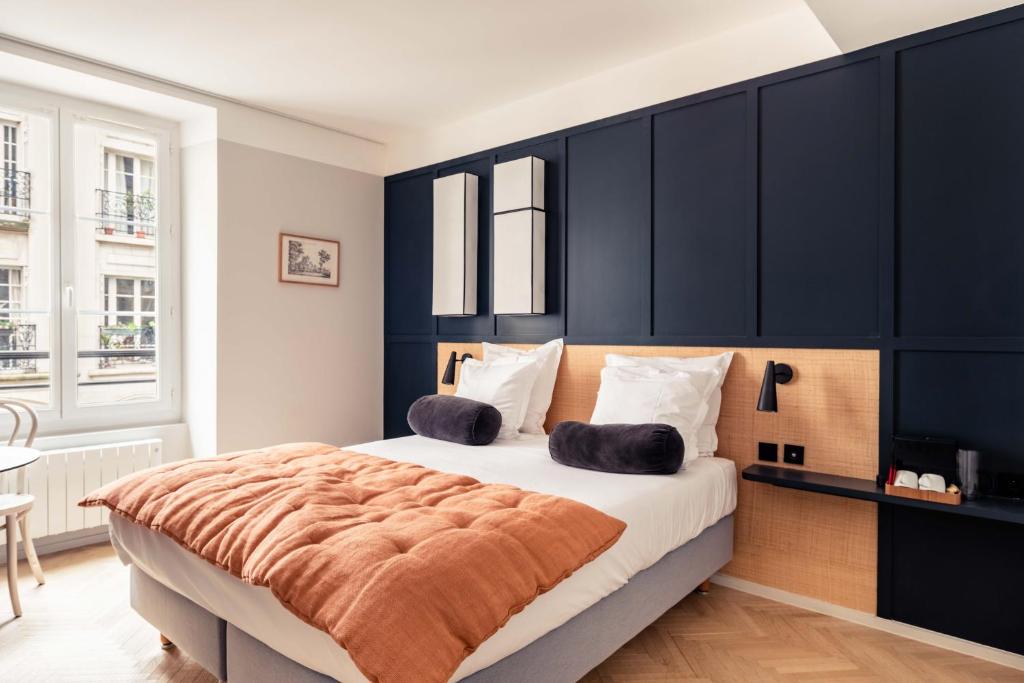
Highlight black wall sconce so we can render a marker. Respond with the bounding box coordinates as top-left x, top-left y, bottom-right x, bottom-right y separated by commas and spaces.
441, 352, 474, 385
756, 360, 794, 412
